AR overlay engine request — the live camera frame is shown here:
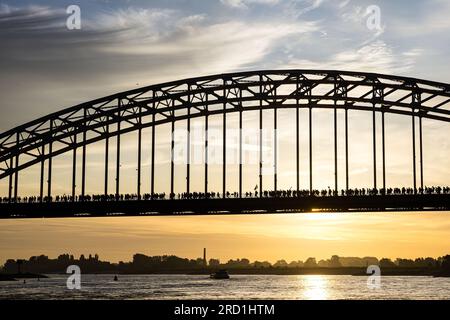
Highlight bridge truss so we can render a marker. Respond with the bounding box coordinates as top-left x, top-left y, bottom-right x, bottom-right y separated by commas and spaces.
0, 70, 449, 207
